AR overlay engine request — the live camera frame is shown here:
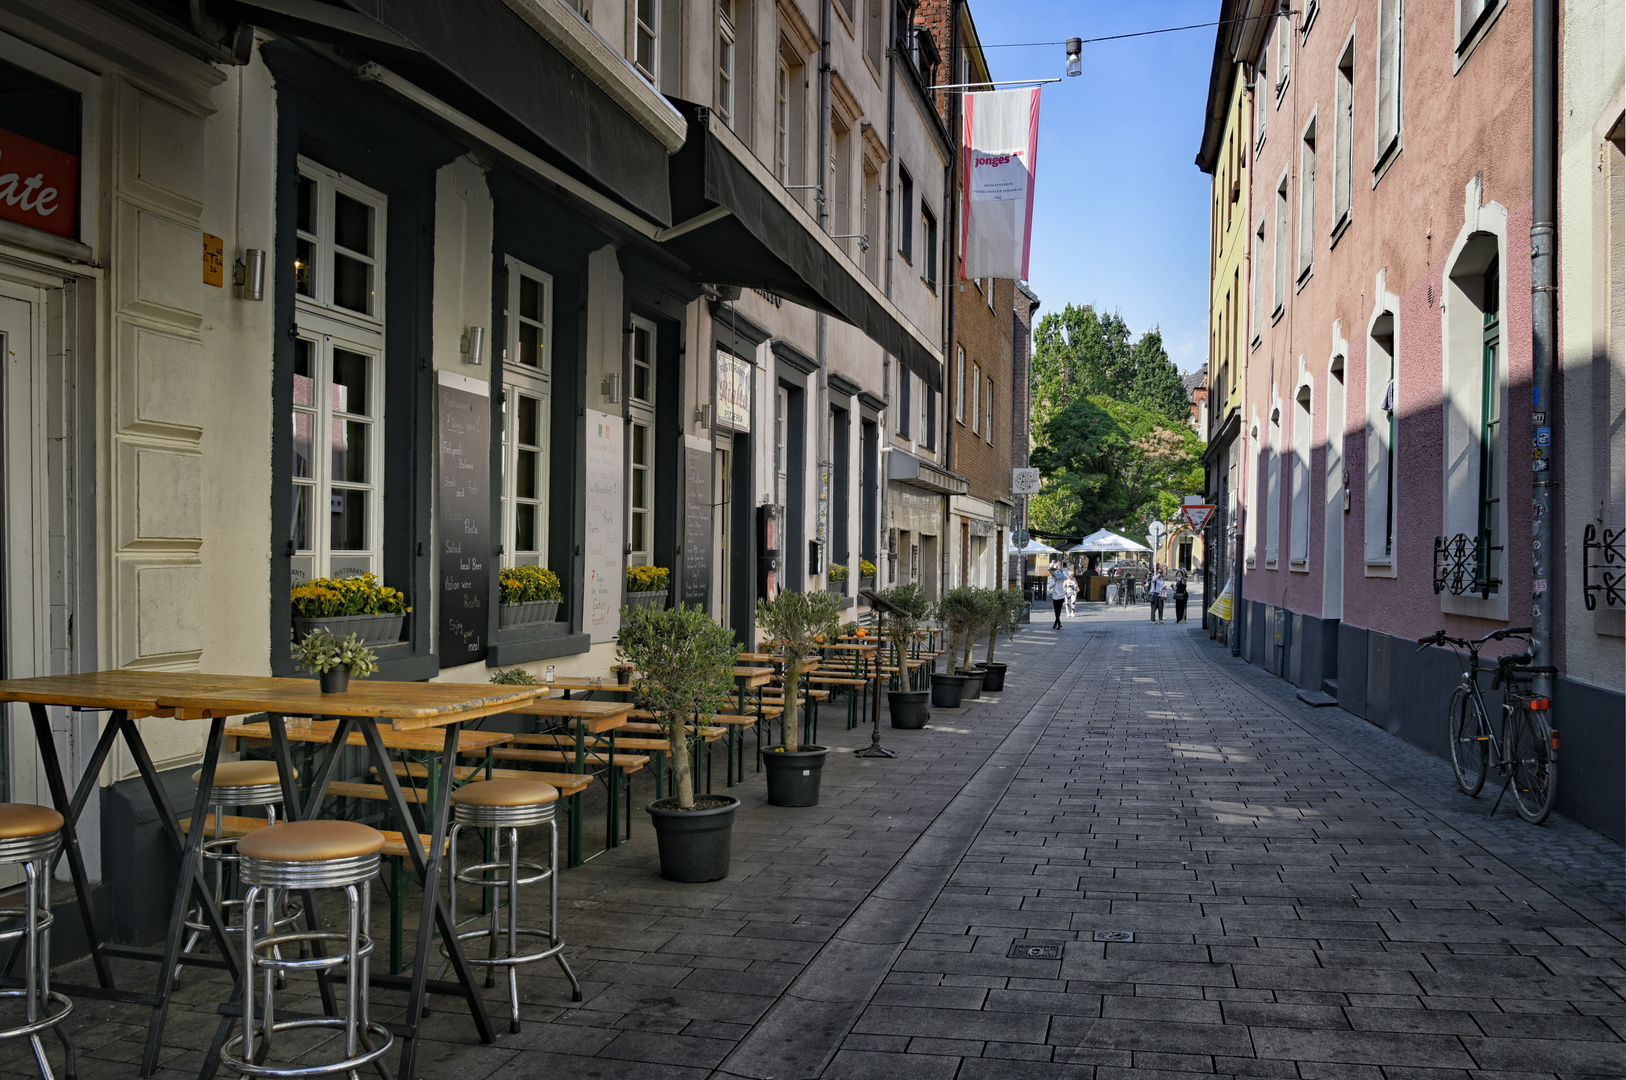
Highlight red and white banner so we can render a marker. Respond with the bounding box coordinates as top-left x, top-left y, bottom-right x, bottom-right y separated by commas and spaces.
960, 87, 1040, 281
0, 129, 77, 239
